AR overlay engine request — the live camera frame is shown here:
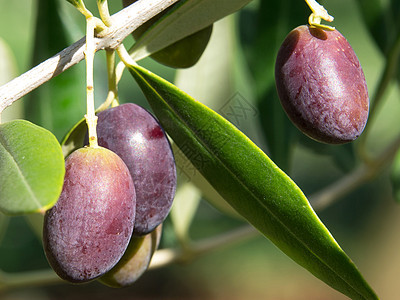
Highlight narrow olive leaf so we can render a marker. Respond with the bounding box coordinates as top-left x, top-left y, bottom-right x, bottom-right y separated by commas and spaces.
172, 143, 240, 219
0, 120, 65, 215
129, 0, 252, 62
128, 65, 378, 300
